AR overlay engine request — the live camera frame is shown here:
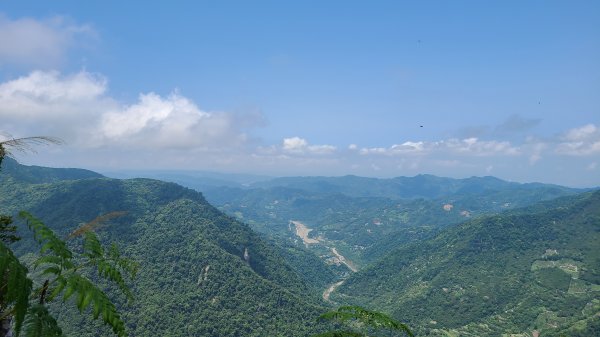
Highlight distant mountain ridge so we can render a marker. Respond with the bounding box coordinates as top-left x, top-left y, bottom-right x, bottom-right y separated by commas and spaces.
250, 174, 583, 200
